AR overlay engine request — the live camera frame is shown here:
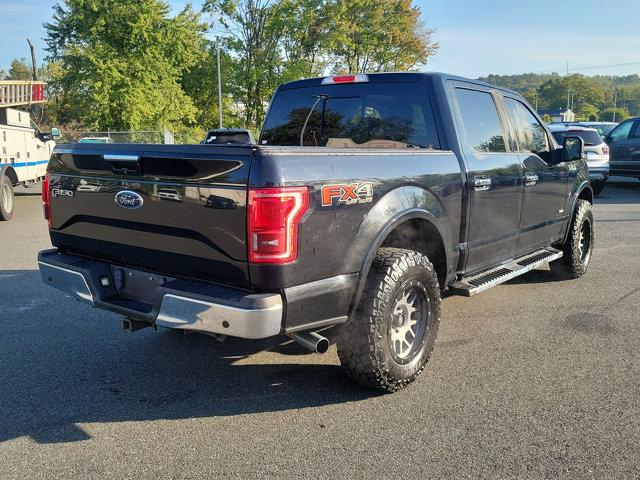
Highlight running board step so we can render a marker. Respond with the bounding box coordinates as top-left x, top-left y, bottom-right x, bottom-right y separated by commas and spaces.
450, 247, 563, 297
